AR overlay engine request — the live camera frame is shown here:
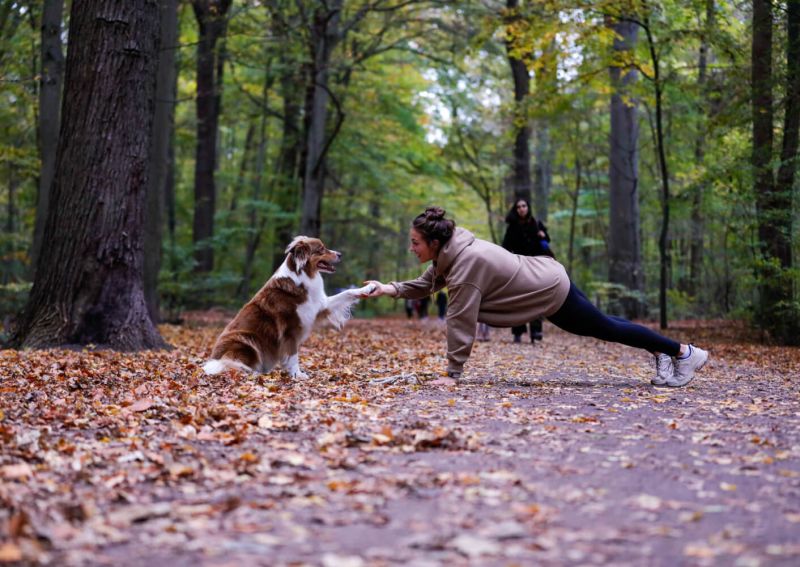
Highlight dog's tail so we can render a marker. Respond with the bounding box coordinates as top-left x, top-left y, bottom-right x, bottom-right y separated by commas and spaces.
202, 358, 253, 375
